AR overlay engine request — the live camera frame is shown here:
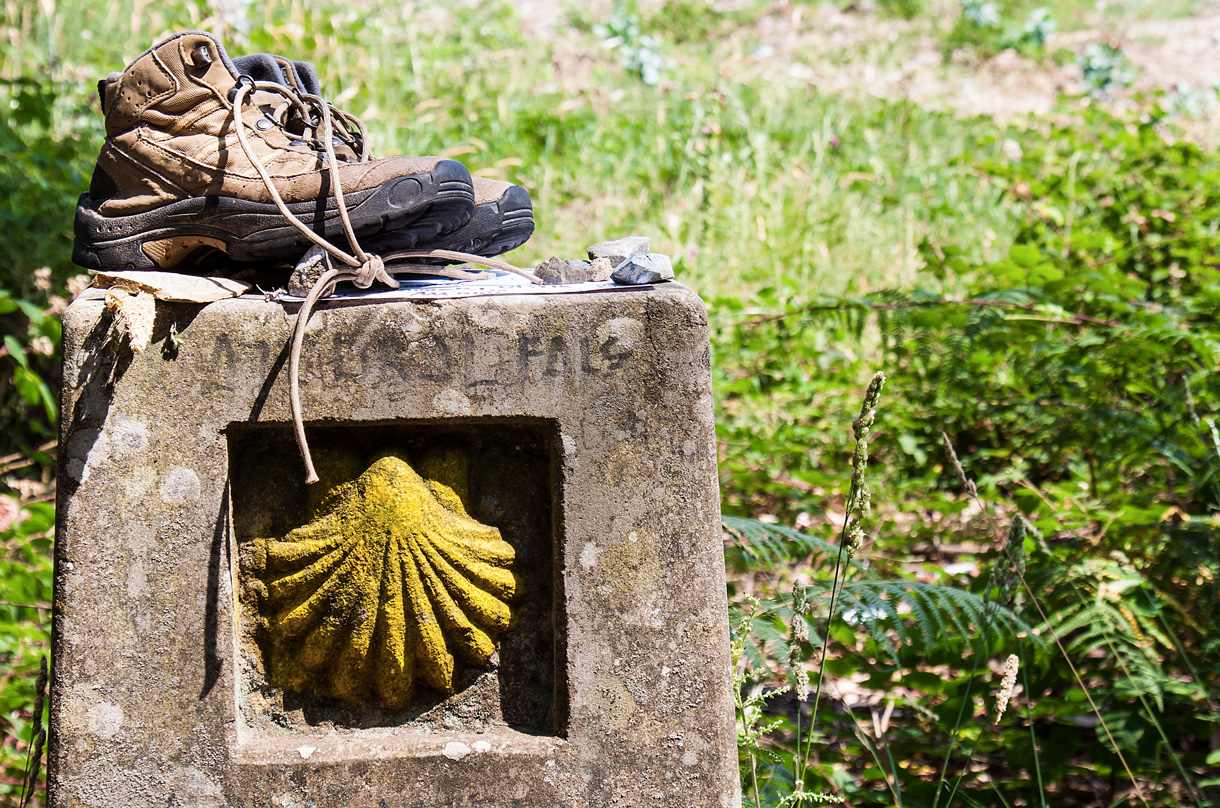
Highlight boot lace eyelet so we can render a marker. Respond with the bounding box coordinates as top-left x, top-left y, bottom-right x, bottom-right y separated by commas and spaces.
189, 44, 213, 68
227, 74, 255, 105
